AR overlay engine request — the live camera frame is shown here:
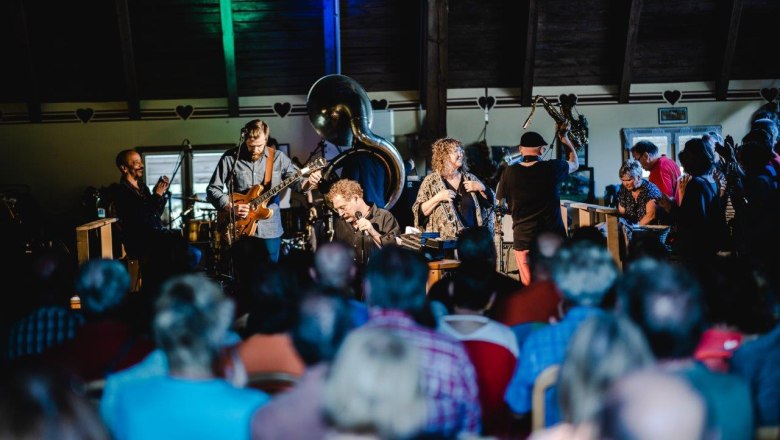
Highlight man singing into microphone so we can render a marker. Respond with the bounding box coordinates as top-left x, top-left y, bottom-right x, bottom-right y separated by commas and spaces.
326, 178, 400, 266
